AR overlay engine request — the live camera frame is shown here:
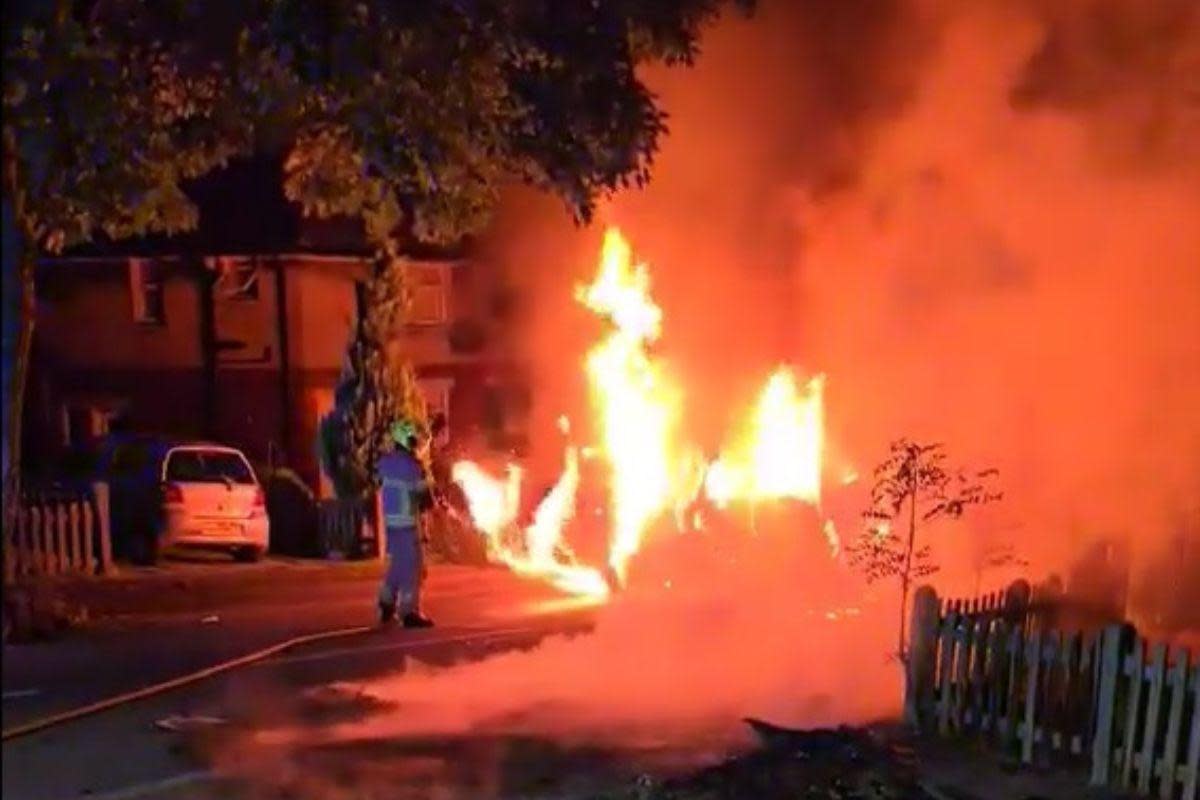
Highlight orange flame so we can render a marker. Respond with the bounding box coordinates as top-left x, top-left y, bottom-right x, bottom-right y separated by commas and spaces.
450, 461, 521, 541
576, 228, 683, 584
704, 367, 826, 507
451, 423, 609, 599
451, 228, 838, 599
